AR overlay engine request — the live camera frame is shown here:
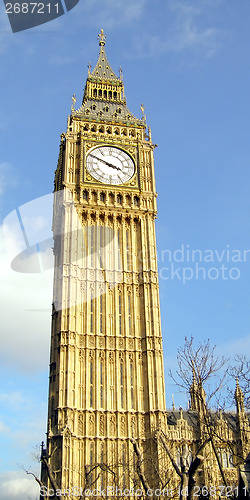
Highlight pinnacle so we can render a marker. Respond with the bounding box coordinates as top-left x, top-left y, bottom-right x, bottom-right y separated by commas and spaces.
89, 29, 120, 81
